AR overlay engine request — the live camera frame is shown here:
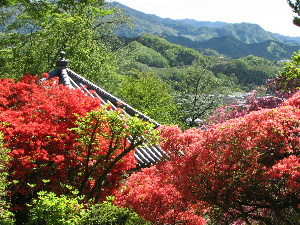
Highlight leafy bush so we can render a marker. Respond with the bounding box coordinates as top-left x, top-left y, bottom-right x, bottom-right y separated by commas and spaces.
27, 192, 150, 225
81, 197, 151, 225
0, 132, 15, 224
26, 190, 85, 225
